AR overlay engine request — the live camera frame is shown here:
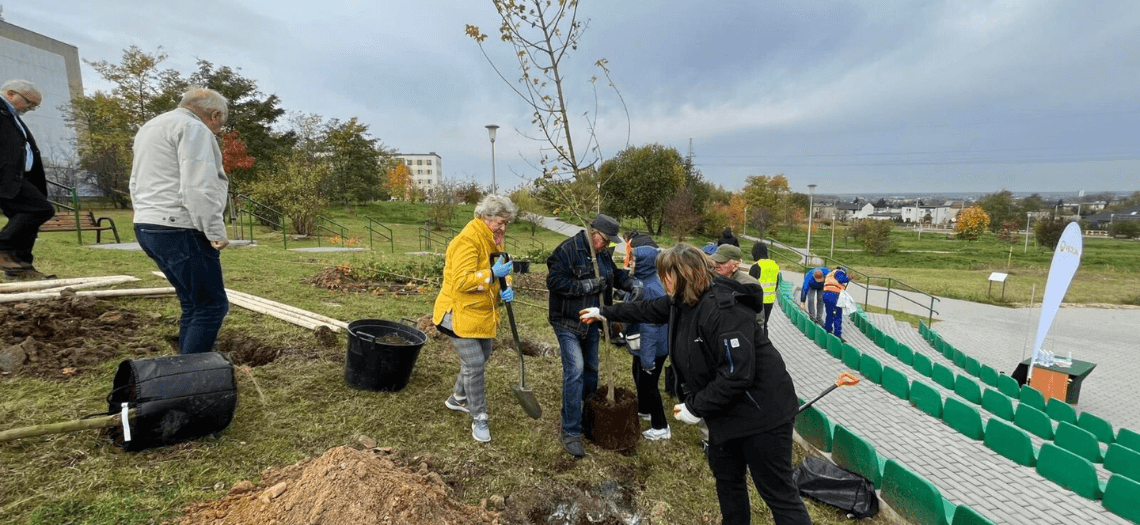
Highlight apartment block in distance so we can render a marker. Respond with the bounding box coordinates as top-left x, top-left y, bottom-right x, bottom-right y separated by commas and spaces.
395, 152, 442, 190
